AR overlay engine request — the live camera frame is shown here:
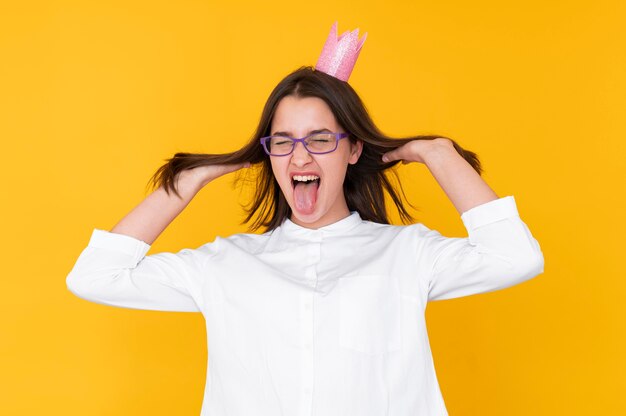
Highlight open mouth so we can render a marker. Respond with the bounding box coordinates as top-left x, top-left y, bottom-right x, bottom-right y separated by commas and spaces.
291, 175, 321, 188
291, 175, 321, 214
